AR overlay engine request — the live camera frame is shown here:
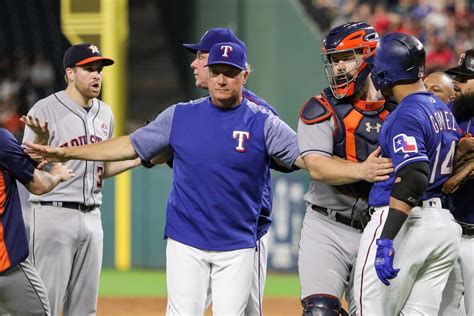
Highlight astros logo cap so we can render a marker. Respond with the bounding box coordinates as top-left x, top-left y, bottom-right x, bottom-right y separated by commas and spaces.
63, 43, 114, 69
206, 42, 246, 70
